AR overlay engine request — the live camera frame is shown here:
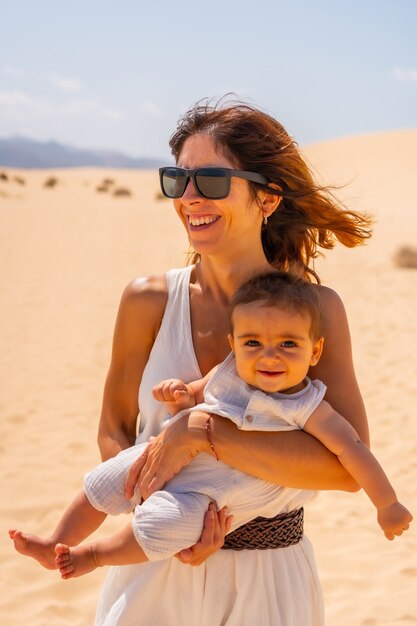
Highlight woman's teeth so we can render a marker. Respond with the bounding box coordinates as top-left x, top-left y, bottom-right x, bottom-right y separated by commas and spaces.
188, 215, 219, 226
